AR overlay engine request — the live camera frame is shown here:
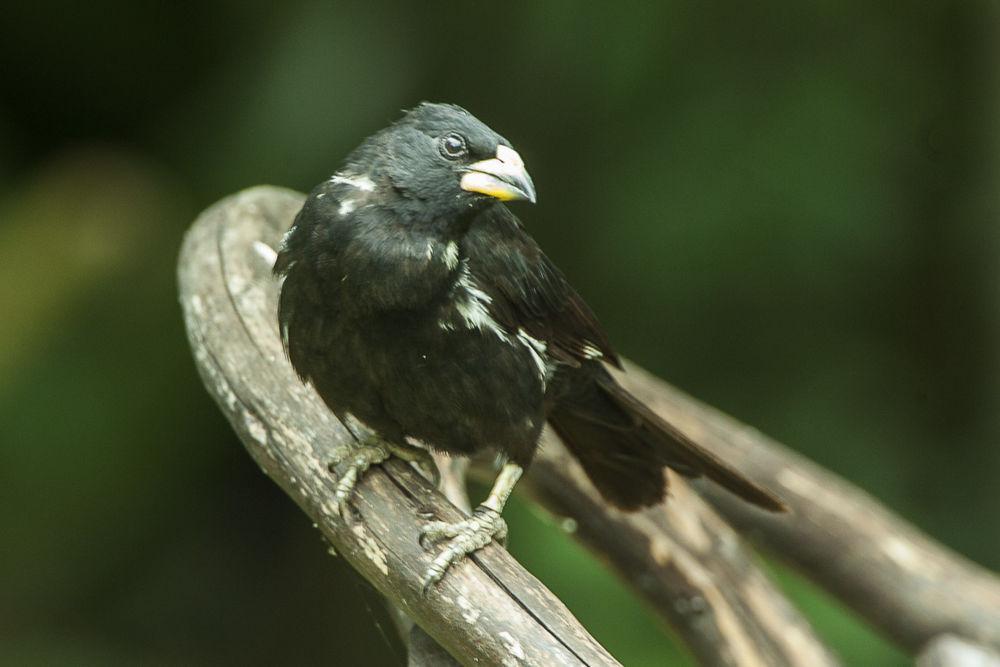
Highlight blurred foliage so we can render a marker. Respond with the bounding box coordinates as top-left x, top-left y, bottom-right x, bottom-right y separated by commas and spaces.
1, 2, 997, 665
